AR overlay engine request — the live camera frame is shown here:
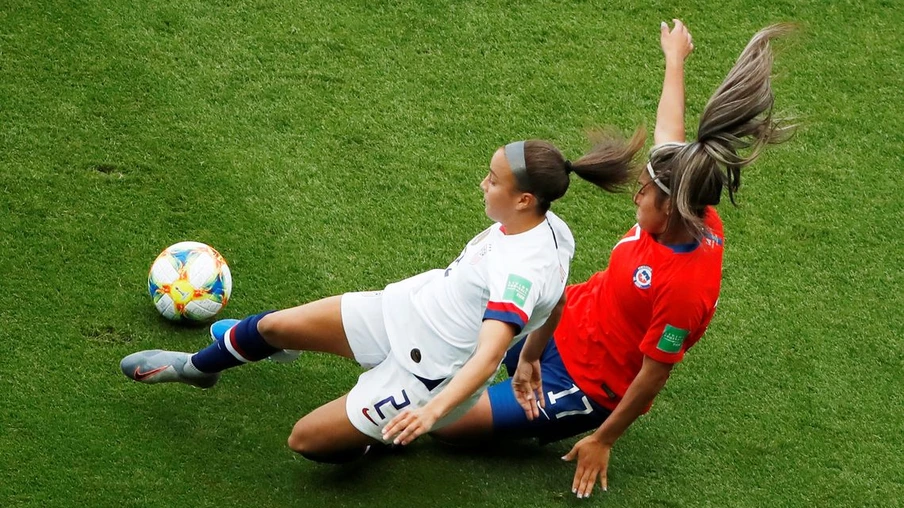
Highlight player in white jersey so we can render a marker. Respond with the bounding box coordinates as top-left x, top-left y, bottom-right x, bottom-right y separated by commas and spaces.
381, 211, 573, 382
120, 131, 644, 463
